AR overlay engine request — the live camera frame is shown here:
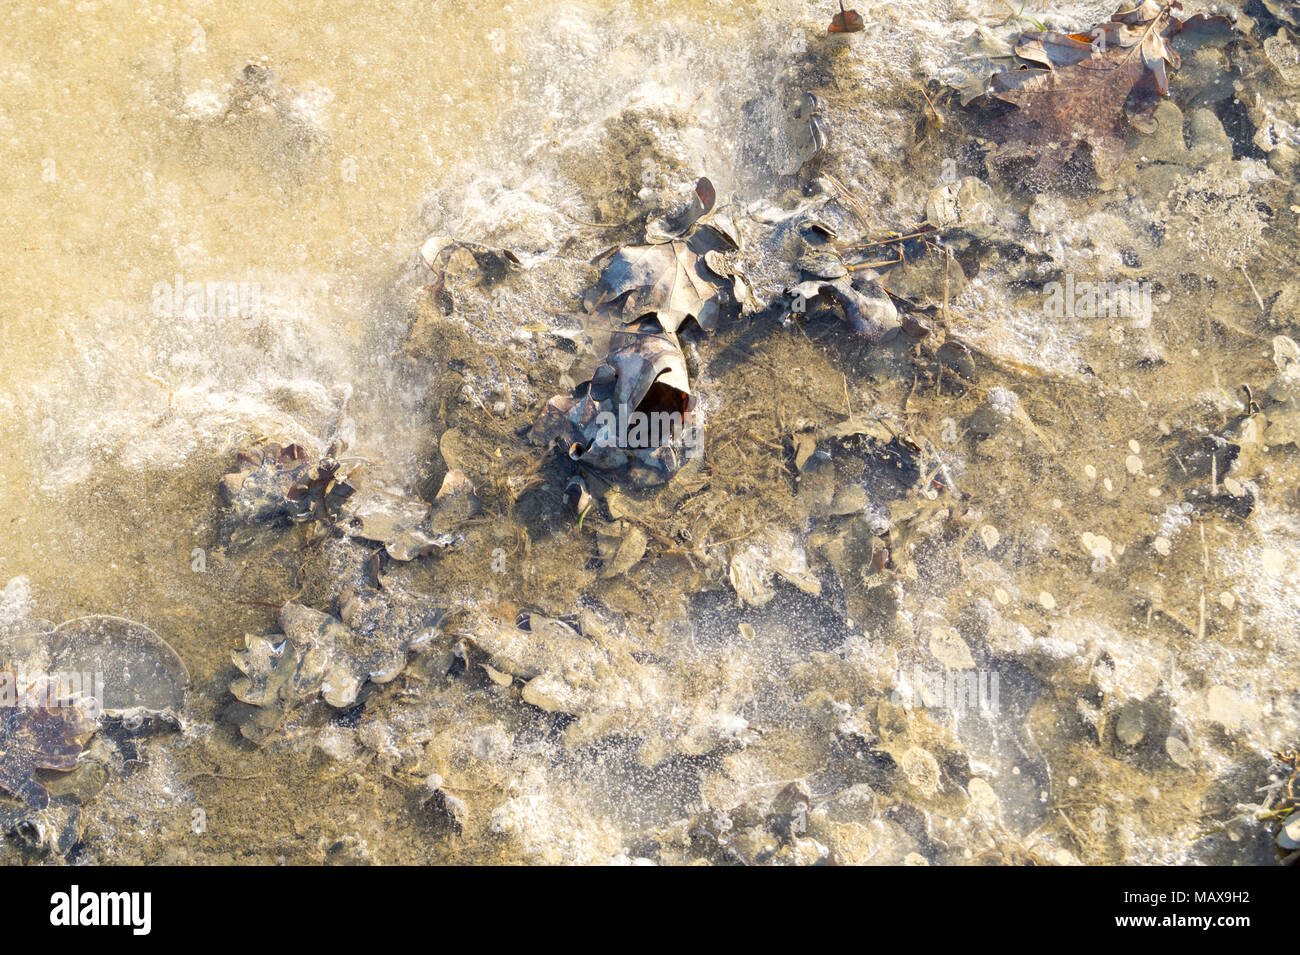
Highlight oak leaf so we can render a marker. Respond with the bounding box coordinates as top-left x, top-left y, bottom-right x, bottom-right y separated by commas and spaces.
986, 2, 1189, 185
